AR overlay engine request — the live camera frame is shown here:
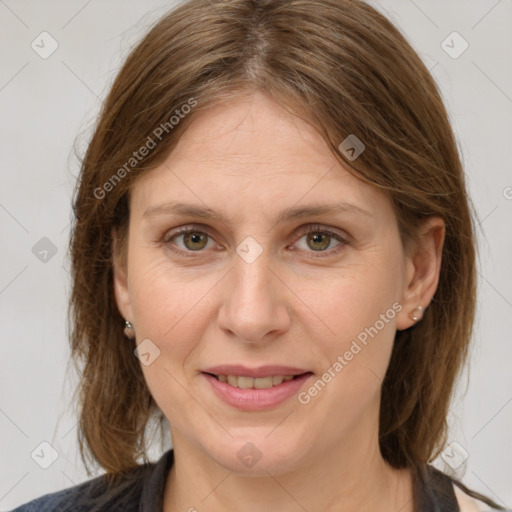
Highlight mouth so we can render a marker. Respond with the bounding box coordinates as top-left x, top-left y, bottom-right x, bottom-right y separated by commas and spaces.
200, 367, 314, 411
203, 372, 312, 389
